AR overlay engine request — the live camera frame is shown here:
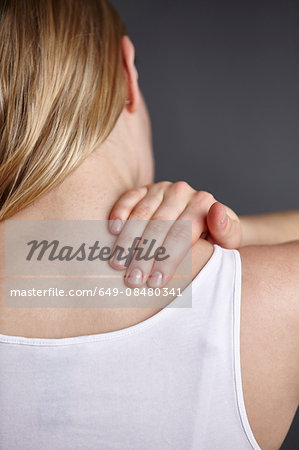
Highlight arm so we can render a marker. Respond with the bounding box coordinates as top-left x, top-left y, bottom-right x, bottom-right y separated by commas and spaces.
240, 210, 299, 246
199, 204, 299, 248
